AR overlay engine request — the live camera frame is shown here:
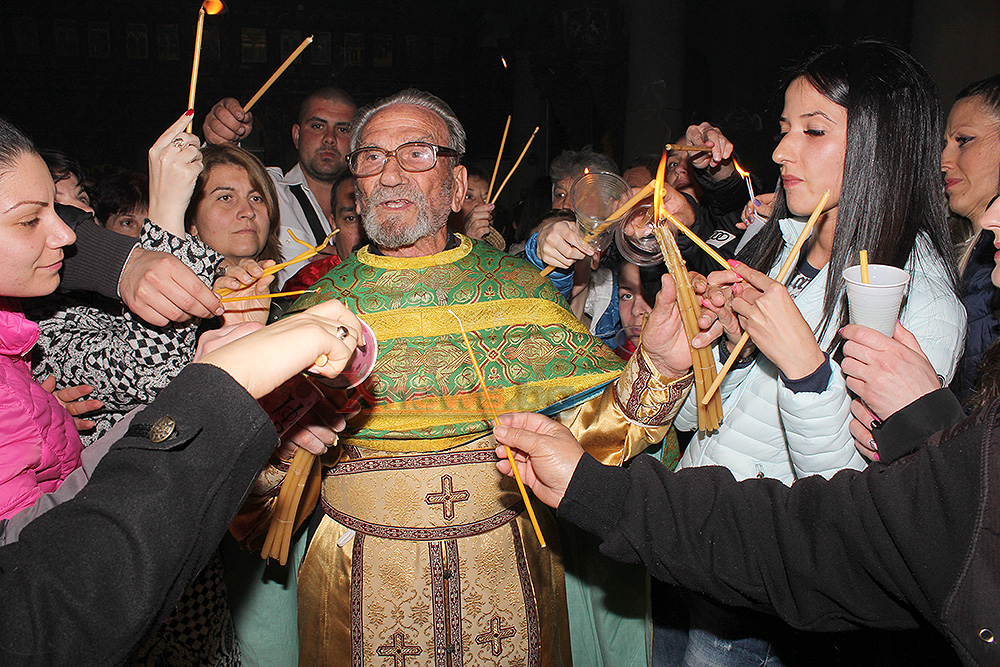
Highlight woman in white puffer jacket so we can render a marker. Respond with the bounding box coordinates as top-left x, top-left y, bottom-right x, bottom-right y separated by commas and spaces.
664, 40, 966, 667
677, 42, 966, 485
